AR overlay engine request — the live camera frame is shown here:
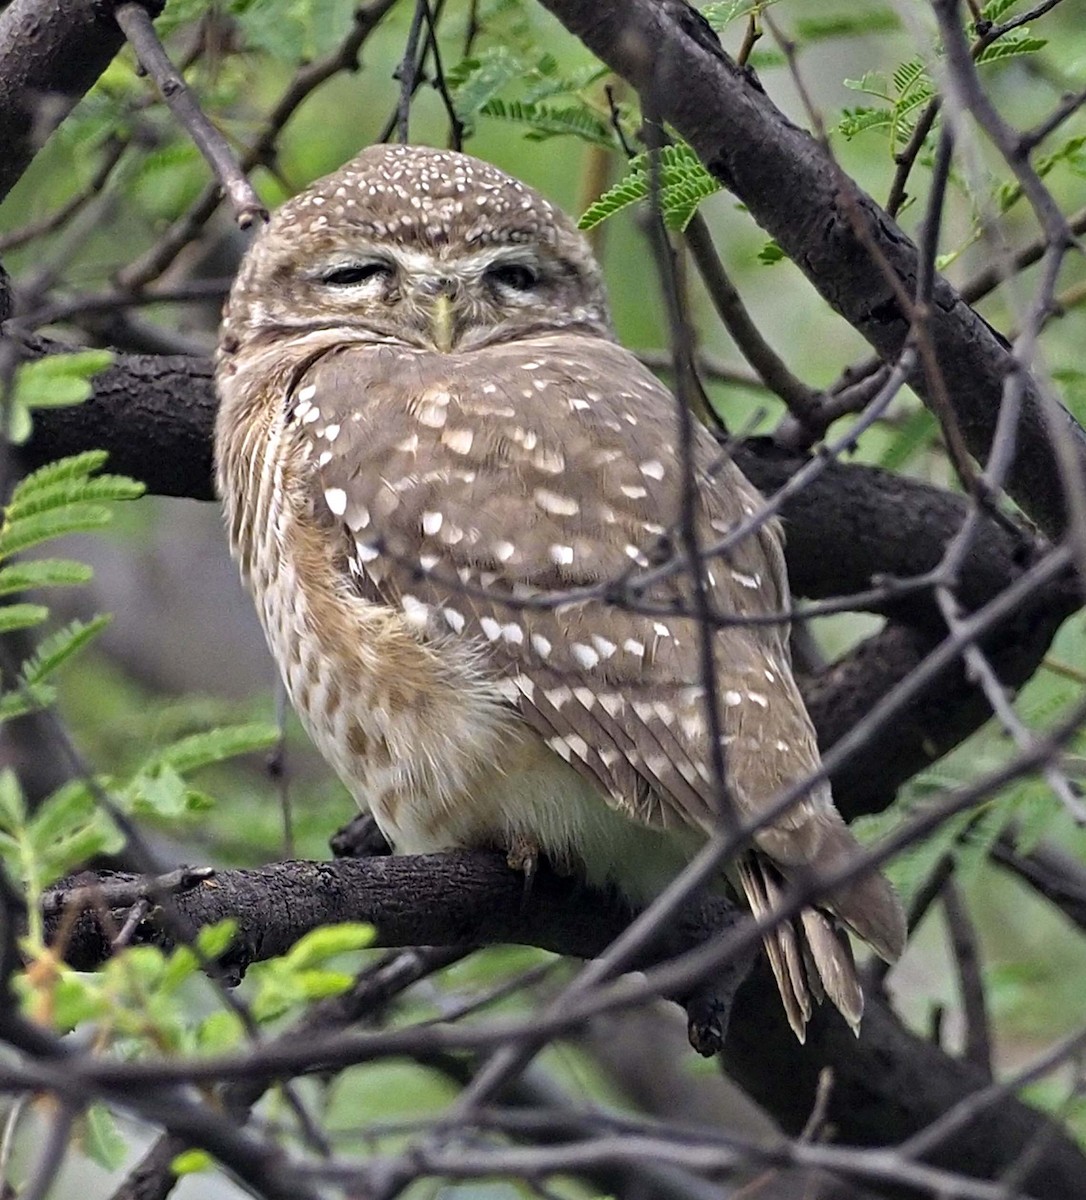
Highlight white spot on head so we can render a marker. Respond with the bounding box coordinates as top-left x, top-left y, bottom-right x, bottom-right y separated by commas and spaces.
422, 511, 443, 535
775, 739, 791, 753
325, 488, 347, 516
